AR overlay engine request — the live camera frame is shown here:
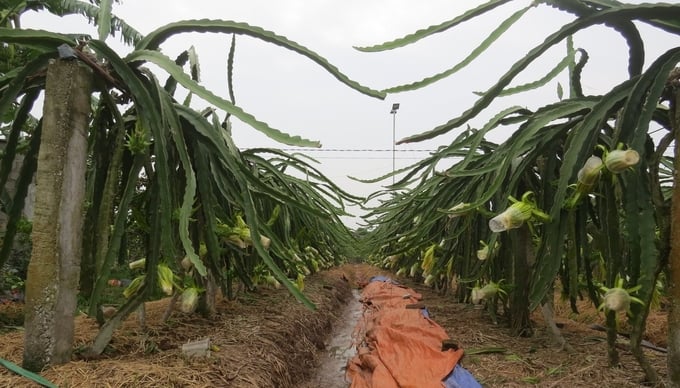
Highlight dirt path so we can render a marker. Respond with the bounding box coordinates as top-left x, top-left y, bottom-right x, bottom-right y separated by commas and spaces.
0, 263, 670, 387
